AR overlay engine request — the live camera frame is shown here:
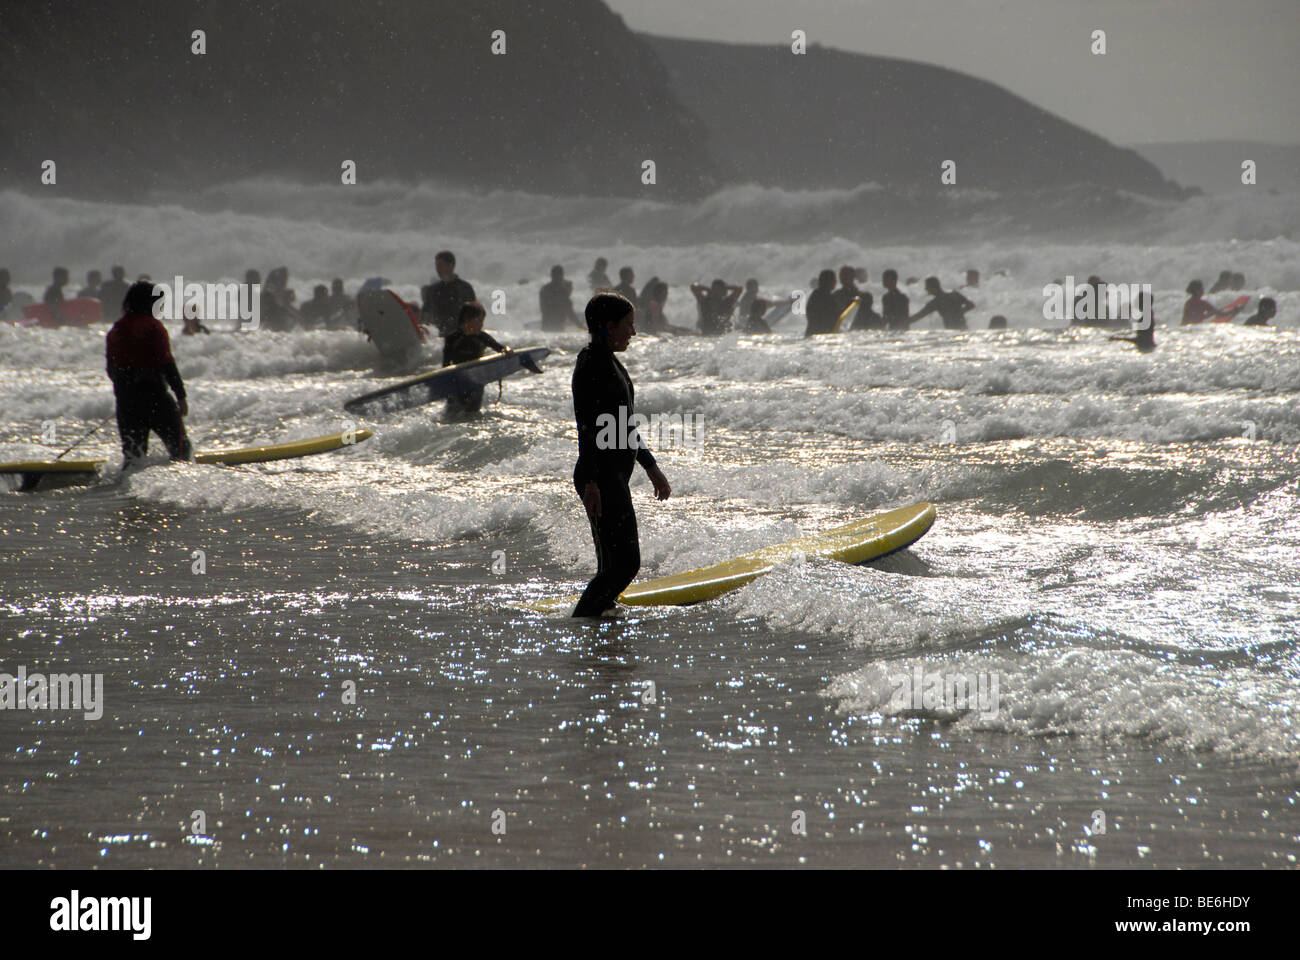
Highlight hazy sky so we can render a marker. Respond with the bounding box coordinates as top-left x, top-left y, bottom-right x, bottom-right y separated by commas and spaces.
607, 0, 1300, 145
